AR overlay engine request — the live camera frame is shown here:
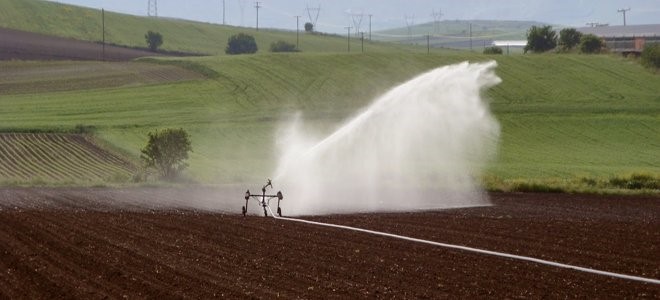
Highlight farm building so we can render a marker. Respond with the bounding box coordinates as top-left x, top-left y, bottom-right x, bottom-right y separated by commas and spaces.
577, 24, 660, 55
